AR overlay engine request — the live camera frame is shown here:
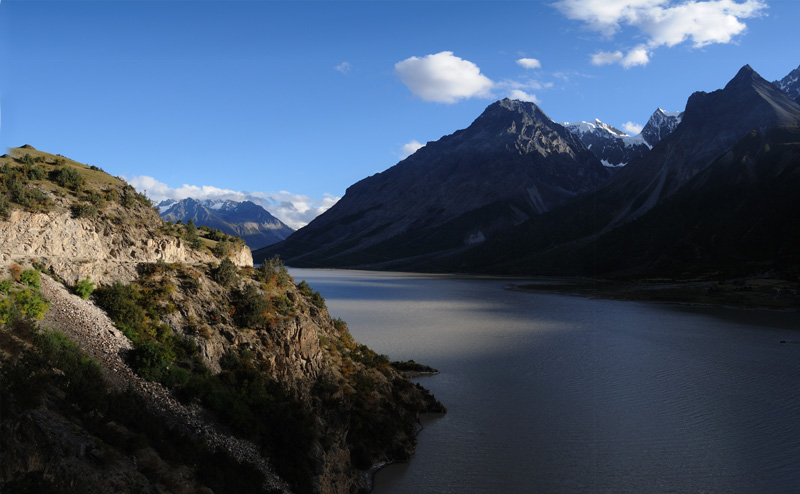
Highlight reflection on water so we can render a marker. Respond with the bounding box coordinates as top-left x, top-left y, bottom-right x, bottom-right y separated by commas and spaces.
291, 269, 800, 494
